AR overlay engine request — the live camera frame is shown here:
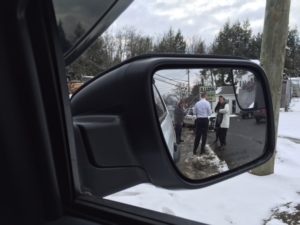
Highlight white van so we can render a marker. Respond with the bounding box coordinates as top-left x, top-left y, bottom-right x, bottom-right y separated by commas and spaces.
153, 85, 180, 162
